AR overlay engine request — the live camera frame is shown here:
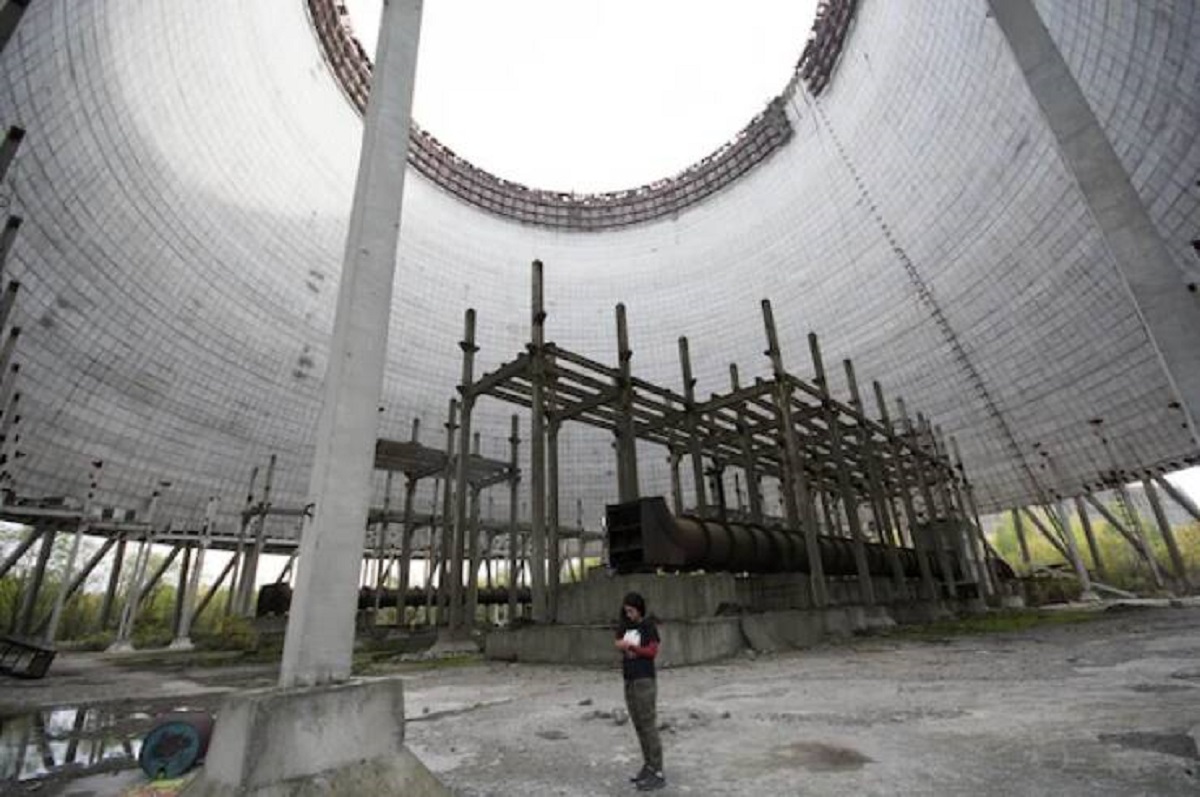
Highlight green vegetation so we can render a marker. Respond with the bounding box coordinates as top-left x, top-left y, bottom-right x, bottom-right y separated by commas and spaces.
0, 526, 254, 650
989, 505, 1199, 594
883, 607, 1101, 642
